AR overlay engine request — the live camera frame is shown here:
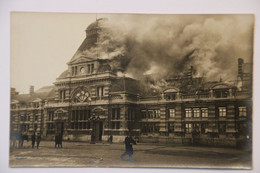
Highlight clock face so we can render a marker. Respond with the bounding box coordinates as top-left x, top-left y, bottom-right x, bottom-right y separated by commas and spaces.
80, 67, 85, 73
